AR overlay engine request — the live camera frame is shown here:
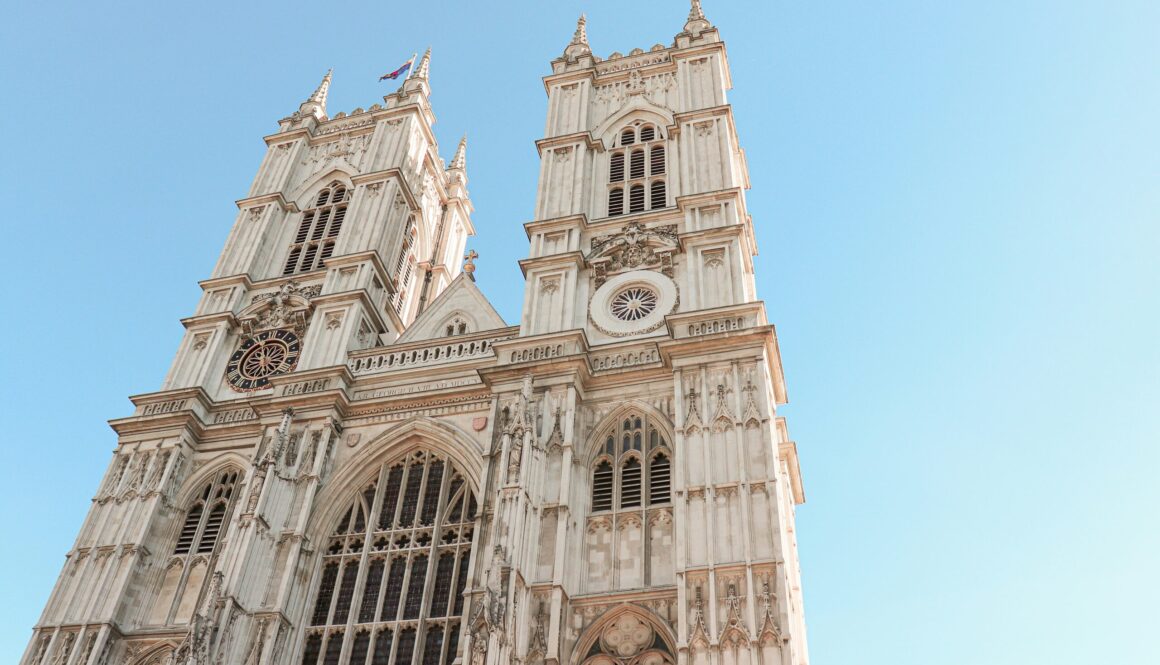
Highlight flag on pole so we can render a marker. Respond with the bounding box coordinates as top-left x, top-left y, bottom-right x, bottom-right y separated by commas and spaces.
379, 56, 415, 81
